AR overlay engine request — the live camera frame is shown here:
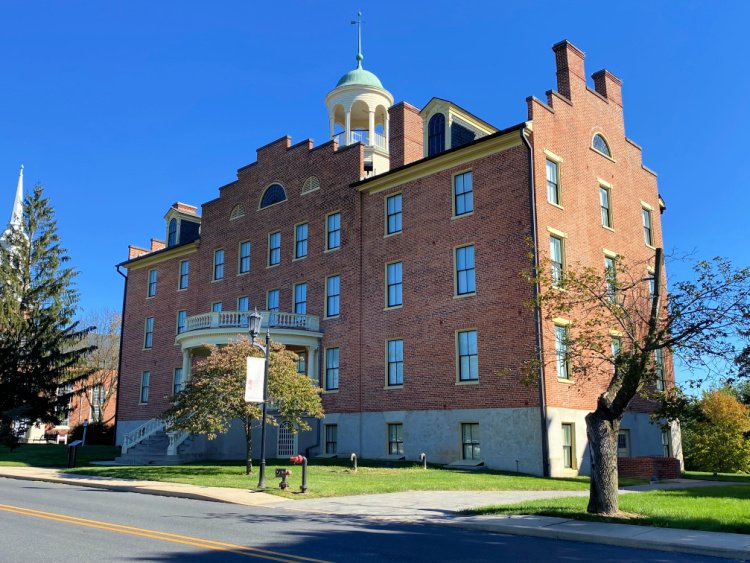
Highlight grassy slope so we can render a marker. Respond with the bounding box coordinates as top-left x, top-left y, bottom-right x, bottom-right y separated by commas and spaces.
0, 444, 119, 467
466, 484, 750, 534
